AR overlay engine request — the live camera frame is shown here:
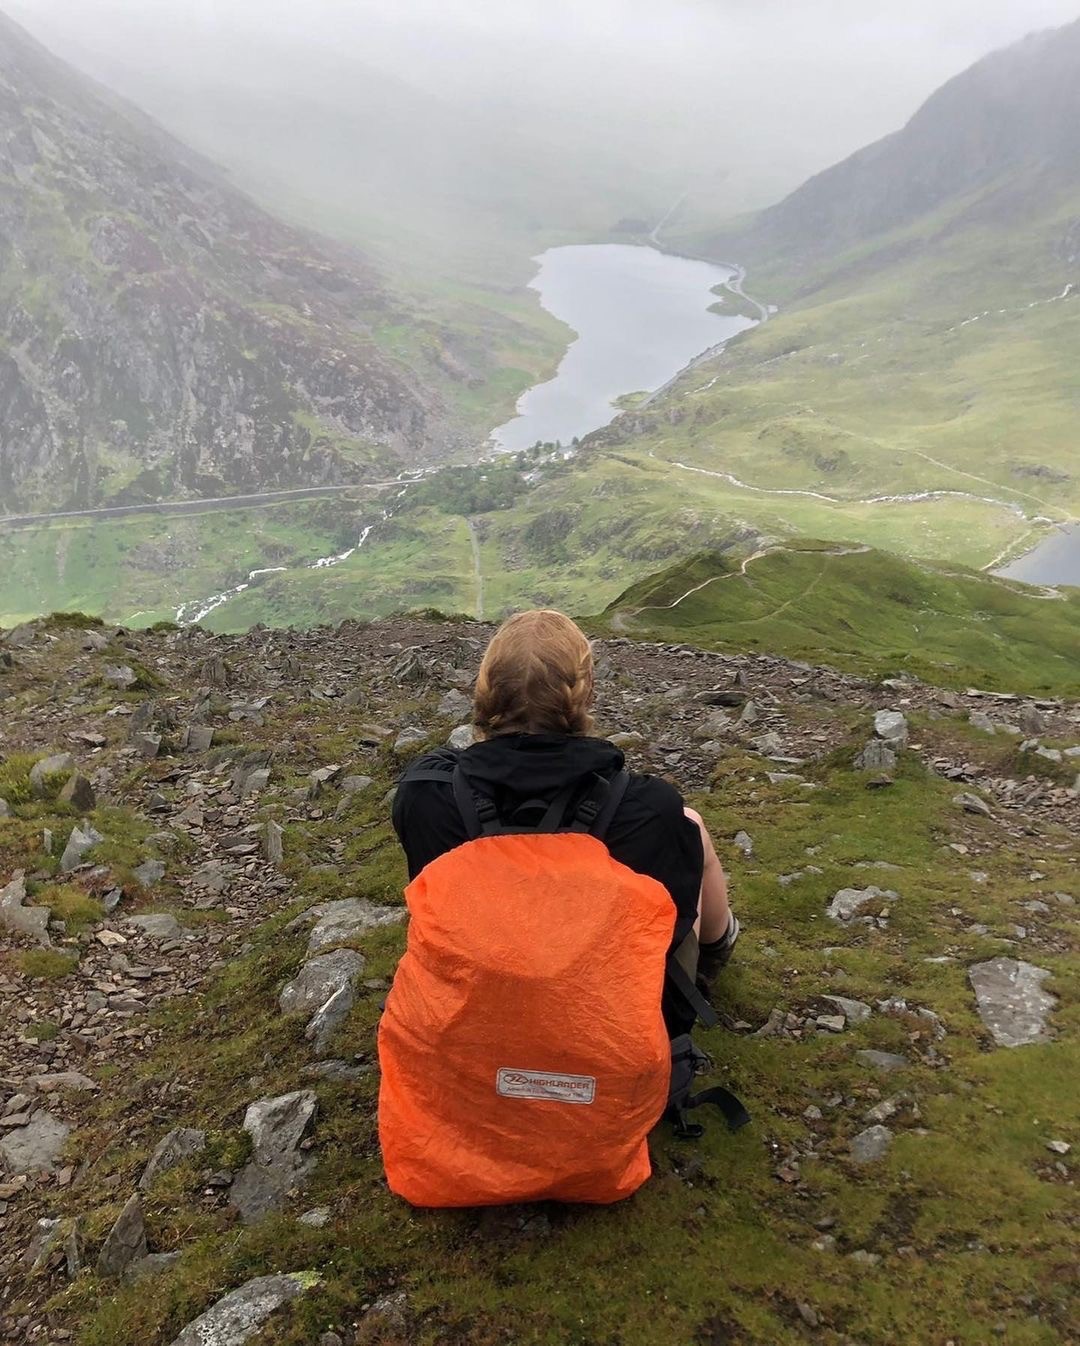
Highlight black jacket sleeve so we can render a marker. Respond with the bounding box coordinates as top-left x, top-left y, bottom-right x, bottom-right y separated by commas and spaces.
391, 750, 468, 880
